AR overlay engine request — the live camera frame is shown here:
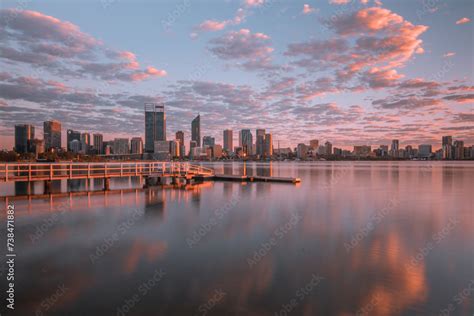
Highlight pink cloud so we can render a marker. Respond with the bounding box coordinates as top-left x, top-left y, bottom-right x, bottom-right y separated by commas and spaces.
208, 29, 275, 70
443, 52, 456, 58
303, 4, 316, 14
245, 0, 265, 7
329, 0, 351, 4
455, 17, 470, 25
194, 8, 246, 33
0, 9, 167, 82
